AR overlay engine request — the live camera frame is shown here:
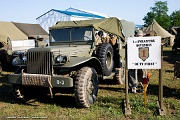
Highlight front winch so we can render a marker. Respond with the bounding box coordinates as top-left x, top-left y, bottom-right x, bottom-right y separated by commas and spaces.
22, 70, 53, 98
